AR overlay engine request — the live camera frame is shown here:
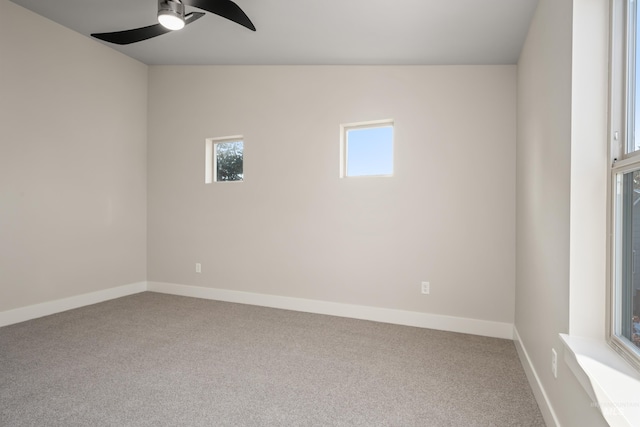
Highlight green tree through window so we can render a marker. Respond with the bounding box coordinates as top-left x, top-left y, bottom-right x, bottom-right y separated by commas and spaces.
216, 141, 243, 182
